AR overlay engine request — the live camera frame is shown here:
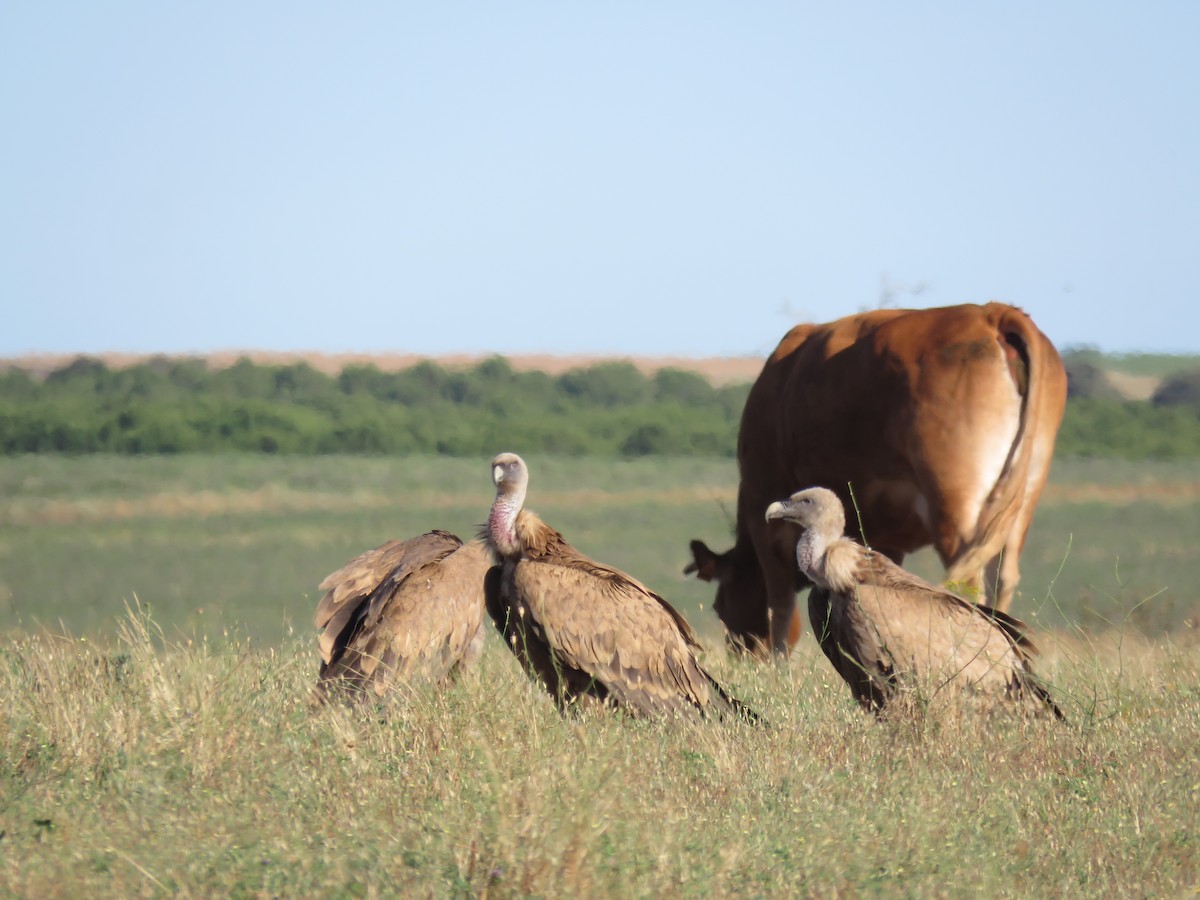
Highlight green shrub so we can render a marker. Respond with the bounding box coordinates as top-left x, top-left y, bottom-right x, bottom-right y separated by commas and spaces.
1151, 368, 1200, 409
7, 353, 1200, 459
